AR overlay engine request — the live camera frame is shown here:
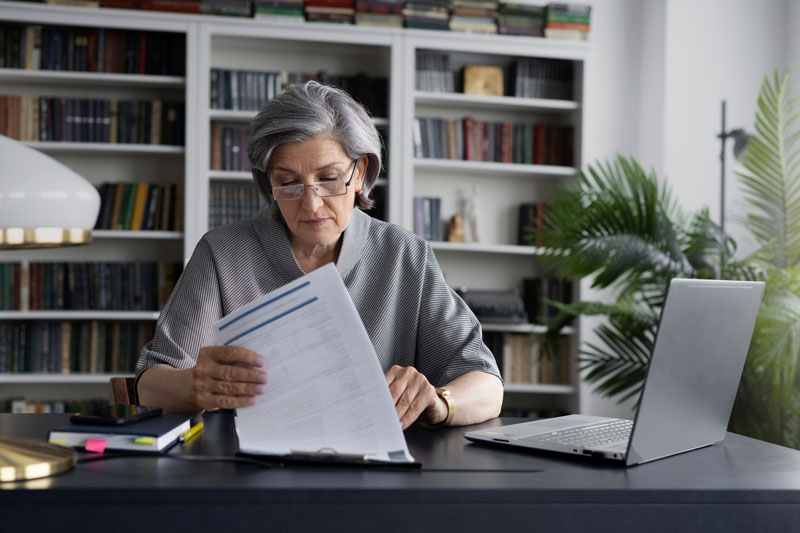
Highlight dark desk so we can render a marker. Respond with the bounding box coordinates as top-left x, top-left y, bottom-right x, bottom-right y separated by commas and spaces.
2, 412, 800, 532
